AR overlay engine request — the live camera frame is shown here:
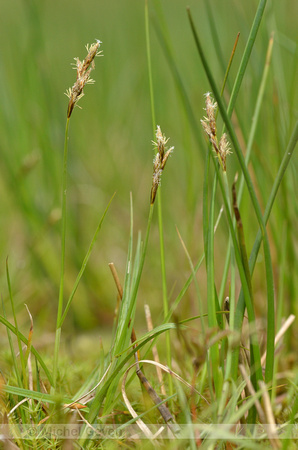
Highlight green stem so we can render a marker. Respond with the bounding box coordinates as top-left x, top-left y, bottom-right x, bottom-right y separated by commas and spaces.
145, 0, 173, 400
206, 176, 222, 397
226, 0, 268, 120
53, 117, 70, 391
157, 188, 173, 399
145, 0, 156, 129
